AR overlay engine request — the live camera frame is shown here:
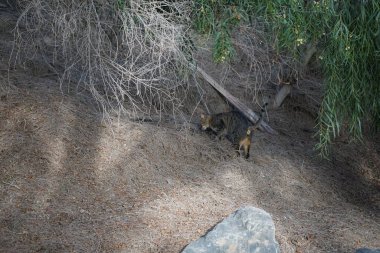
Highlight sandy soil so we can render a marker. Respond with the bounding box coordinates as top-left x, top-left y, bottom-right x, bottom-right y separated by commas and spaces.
0, 9, 379, 253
